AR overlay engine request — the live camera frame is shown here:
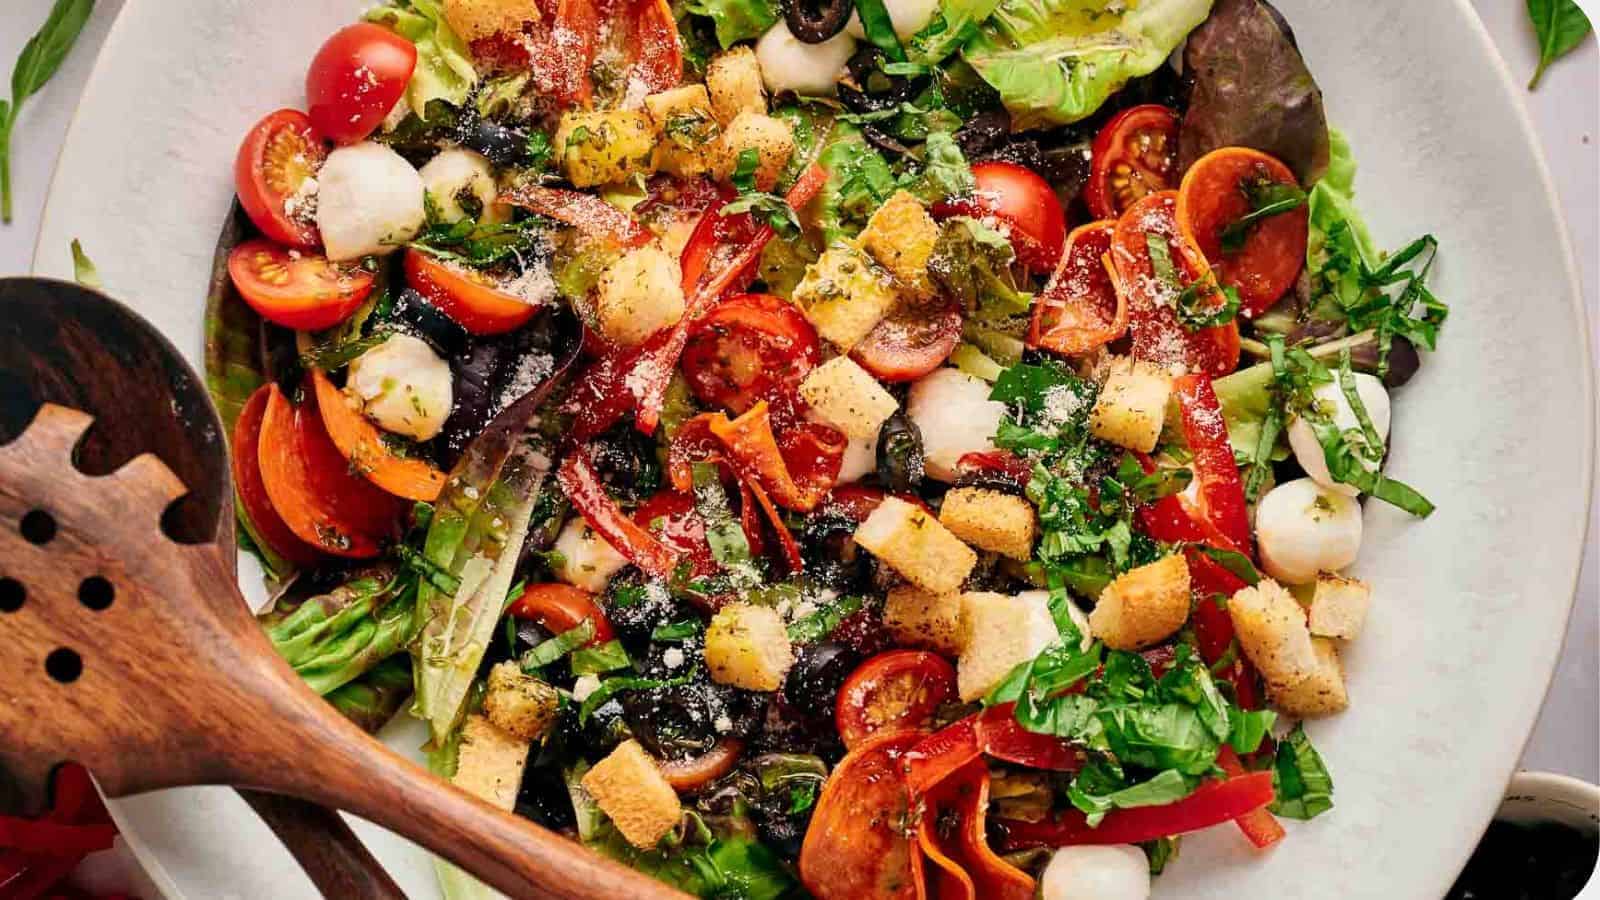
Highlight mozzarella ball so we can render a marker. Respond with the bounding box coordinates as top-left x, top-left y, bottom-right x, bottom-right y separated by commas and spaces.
846, 0, 940, 39
1287, 373, 1391, 496
345, 334, 453, 442
1040, 845, 1150, 900
755, 22, 856, 97
553, 517, 630, 593
906, 368, 1007, 482
317, 142, 426, 261
1256, 477, 1364, 585
835, 429, 879, 483
418, 148, 509, 225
